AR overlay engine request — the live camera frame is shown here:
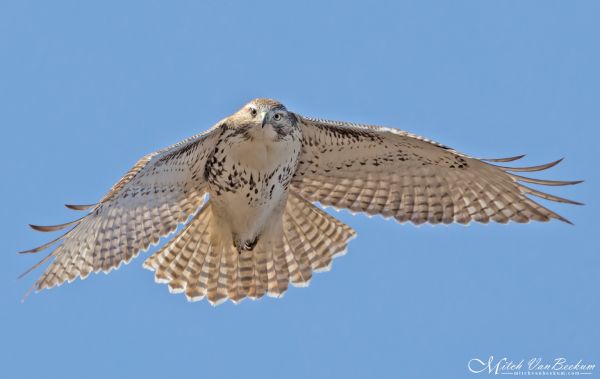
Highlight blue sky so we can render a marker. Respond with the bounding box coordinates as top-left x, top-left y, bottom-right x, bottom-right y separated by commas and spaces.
1, 1, 598, 378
